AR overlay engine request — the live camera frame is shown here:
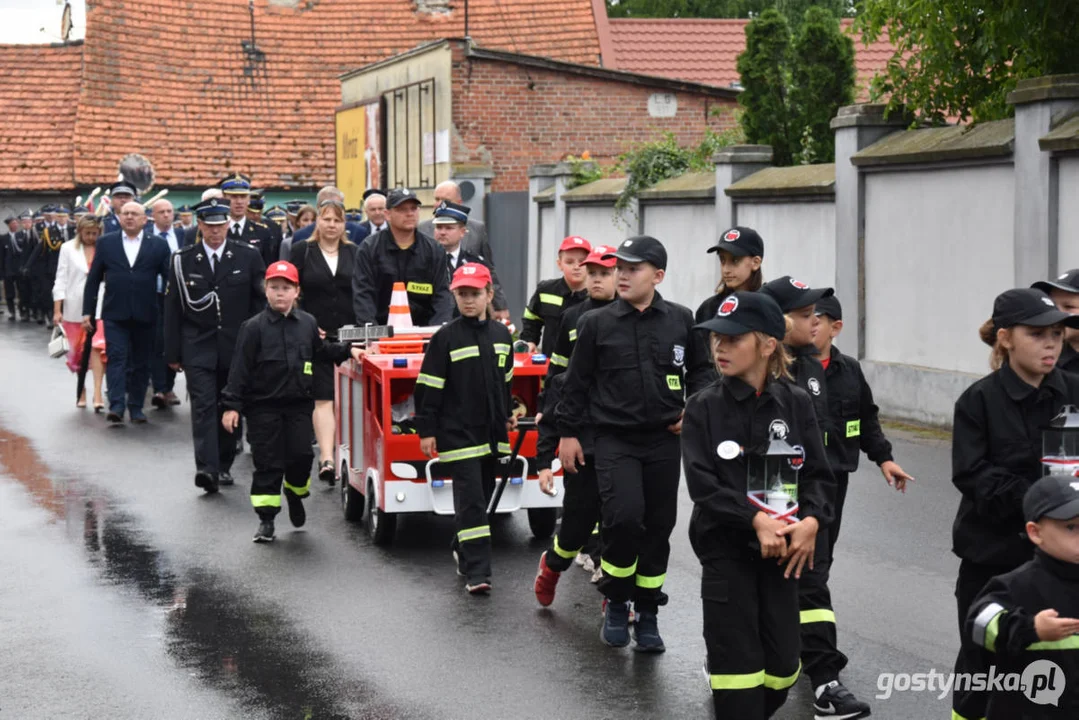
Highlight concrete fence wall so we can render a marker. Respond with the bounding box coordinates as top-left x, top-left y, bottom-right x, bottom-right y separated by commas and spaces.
526, 74, 1079, 426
